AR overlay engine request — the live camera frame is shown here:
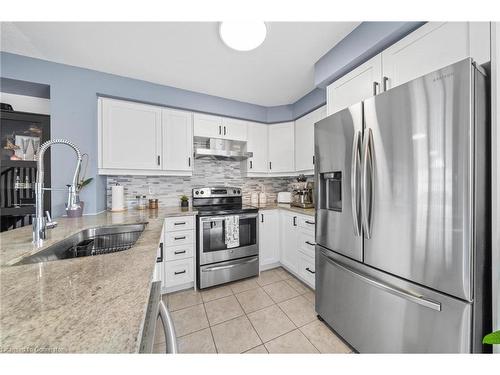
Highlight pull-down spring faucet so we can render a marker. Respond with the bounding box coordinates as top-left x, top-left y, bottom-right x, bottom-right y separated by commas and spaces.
33, 139, 82, 244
